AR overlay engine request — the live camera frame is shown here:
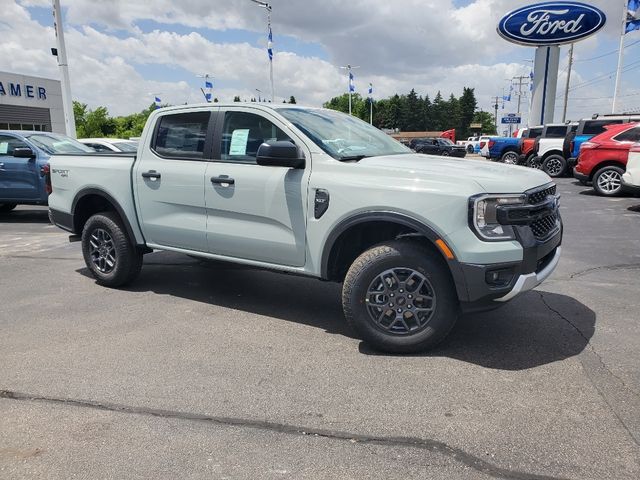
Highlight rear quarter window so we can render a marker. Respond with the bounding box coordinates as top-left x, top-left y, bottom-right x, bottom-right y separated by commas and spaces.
543, 126, 568, 138
582, 120, 624, 136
